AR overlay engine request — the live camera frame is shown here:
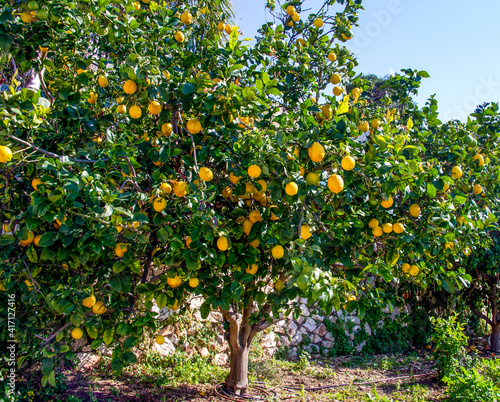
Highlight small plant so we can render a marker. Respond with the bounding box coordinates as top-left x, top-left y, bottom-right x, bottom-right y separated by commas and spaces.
444, 365, 499, 402
430, 313, 468, 379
